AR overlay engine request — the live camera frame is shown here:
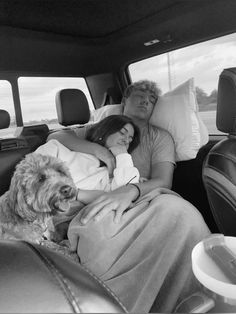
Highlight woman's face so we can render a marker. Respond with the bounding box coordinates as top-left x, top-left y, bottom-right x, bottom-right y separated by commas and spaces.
105, 123, 134, 150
